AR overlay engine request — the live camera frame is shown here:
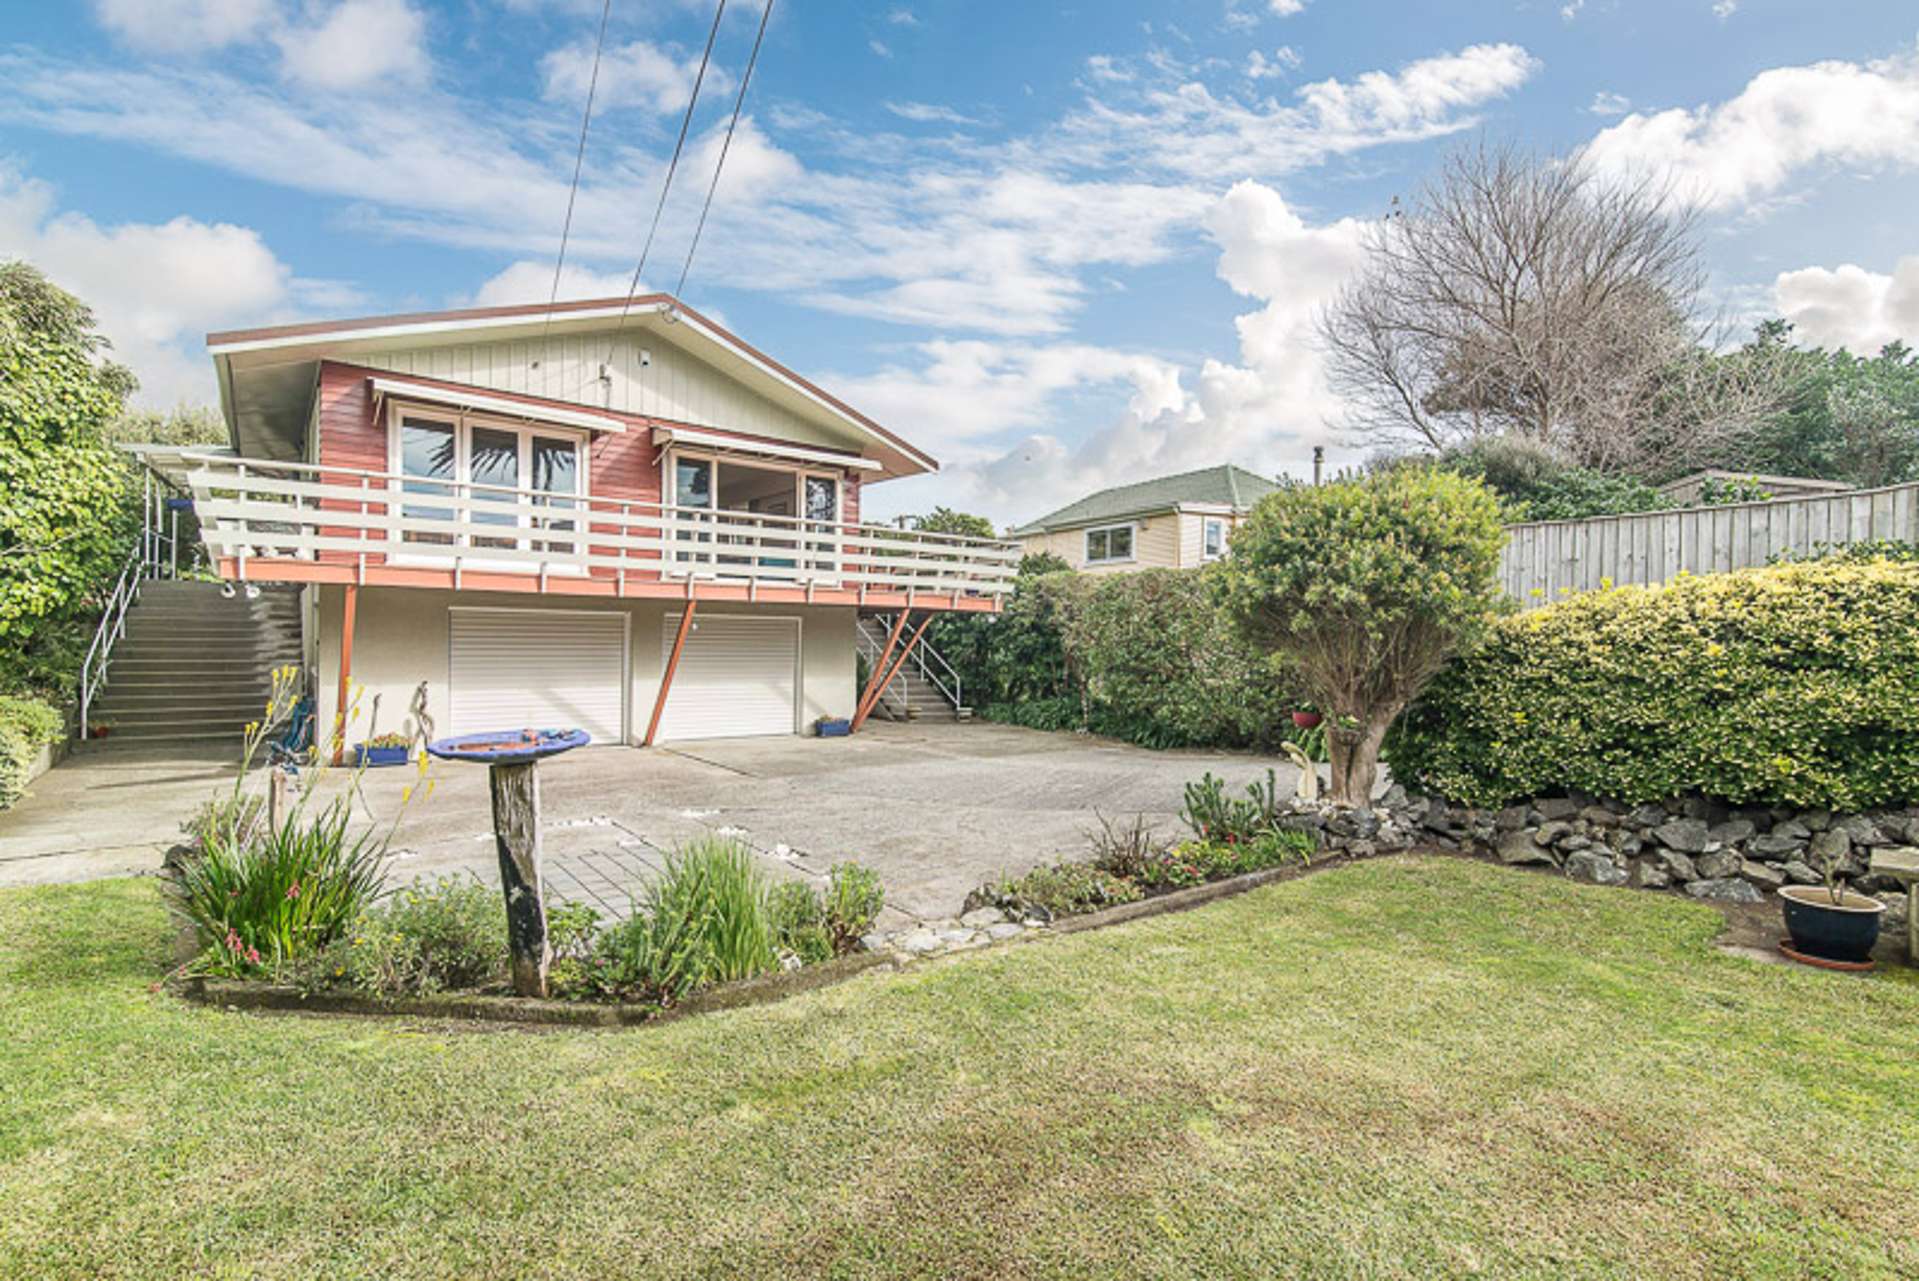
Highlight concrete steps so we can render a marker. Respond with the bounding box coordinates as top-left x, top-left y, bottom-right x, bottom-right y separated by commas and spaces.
86, 582, 303, 747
